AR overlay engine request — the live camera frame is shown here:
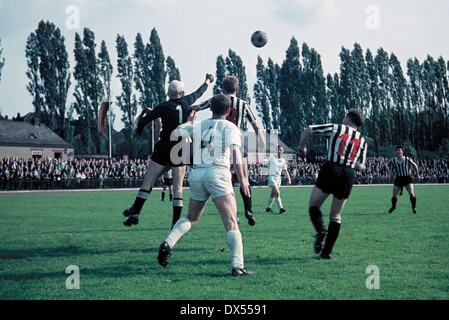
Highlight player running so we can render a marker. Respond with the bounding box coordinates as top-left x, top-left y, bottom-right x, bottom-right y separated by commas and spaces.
193, 76, 265, 226
263, 145, 291, 214
388, 146, 420, 214
122, 74, 214, 228
157, 94, 256, 276
298, 109, 368, 259
161, 169, 173, 202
